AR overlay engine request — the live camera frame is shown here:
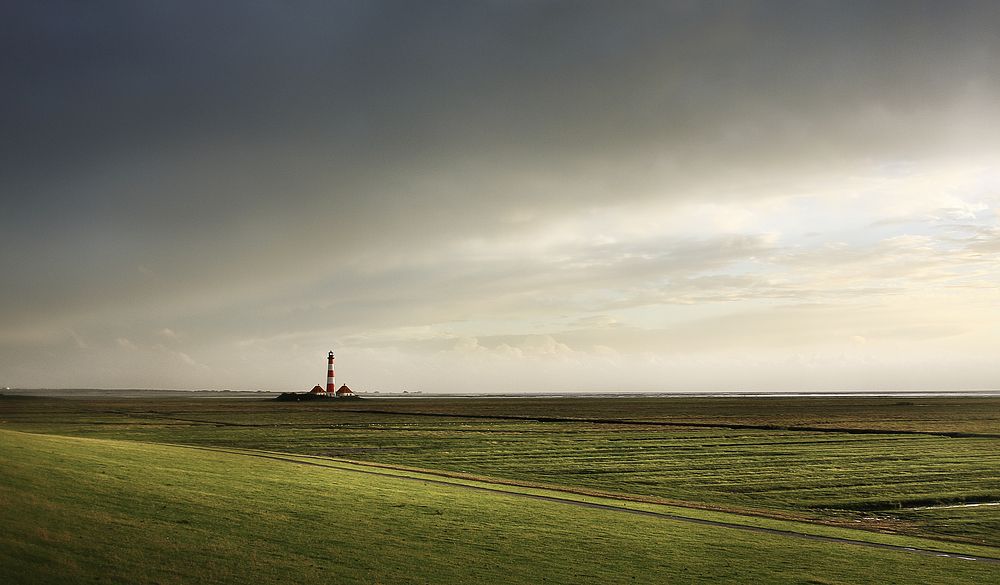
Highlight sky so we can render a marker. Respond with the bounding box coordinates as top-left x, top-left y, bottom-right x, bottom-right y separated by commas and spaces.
2, 1, 998, 394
